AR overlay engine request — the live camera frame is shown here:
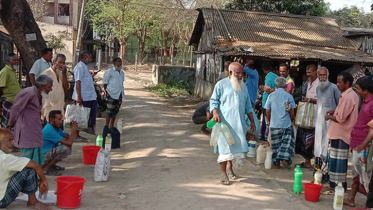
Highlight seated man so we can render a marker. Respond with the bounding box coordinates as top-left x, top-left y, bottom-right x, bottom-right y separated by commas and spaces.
42, 110, 78, 176
0, 128, 49, 210
192, 102, 211, 134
